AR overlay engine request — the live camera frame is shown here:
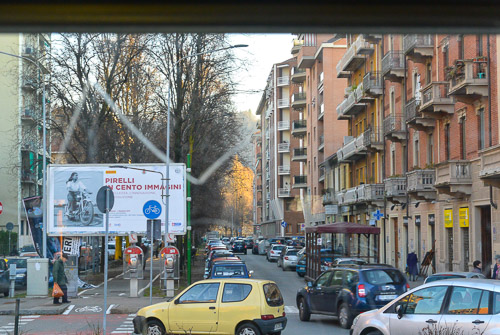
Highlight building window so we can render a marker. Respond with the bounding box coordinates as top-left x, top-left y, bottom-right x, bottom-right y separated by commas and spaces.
460, 116, 466, 159
478, 108, 485, 150
445, 124, 451, 160
477, 34, 483, 56
391, 148, 396, 176
371, 162, 376, 183
458, 35, 464, 60
426, 62, 432, 85
402, 144, 408, 173
390, 90, 395, 115
427, 133, 434, 164
443, 45, 449, 67
21, 220, 24, 235
414, 139, 420, 167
